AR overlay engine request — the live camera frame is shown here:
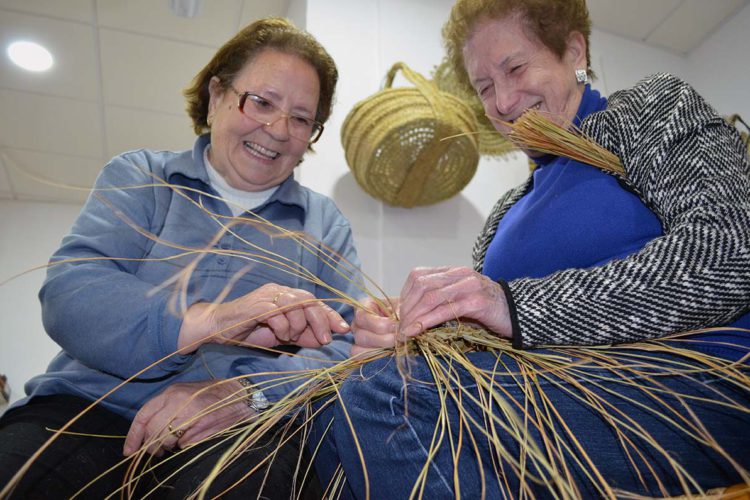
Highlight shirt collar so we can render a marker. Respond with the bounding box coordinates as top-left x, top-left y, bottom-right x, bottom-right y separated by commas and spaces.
162, 134, 306, 210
